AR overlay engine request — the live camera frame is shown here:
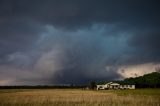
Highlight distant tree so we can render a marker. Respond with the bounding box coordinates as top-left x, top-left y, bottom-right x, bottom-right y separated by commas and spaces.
89, 81, 96, 90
